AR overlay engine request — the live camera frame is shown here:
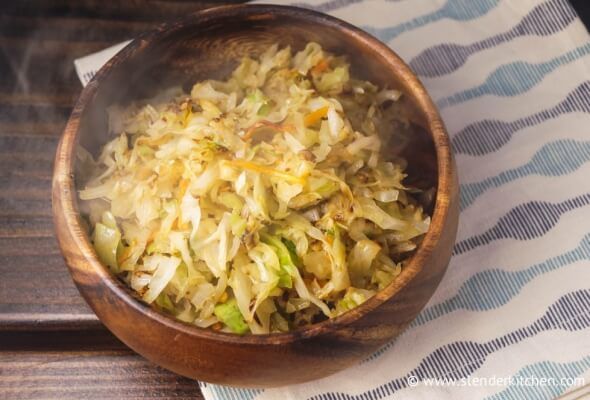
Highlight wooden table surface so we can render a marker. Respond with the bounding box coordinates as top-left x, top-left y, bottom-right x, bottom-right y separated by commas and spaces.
0, 2, 244, 399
